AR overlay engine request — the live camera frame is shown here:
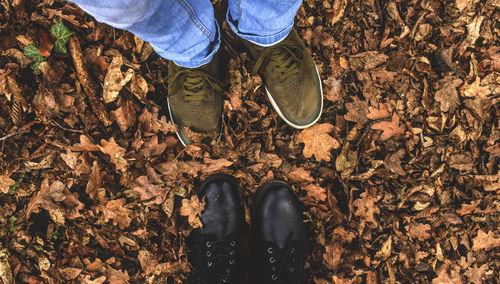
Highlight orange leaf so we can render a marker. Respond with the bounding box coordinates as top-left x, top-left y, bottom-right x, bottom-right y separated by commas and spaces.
472, 230, 500, 251
371, 113, 405, 141
304, 184, 327, 202
0, 174, 15, 194
367, 102, 391, 120
297, 123, 340, 162
179, 195, 205, 228
38, 29, 54, 57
